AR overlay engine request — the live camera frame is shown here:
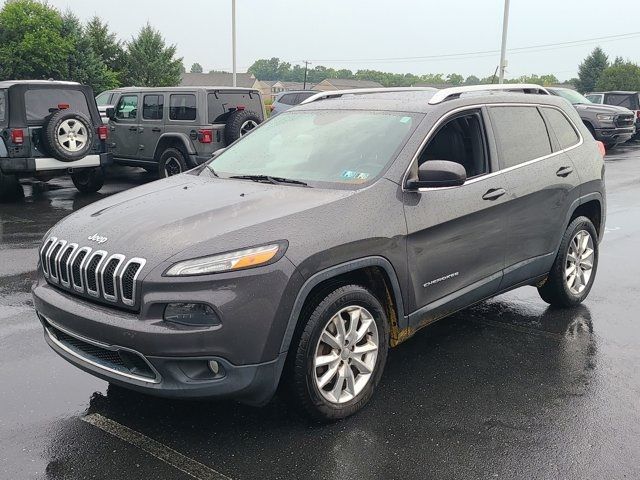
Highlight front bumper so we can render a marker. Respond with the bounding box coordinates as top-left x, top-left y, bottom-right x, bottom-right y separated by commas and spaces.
0, 153, 112, 174
594, 126, 635, 145
37, 311, 286, 406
